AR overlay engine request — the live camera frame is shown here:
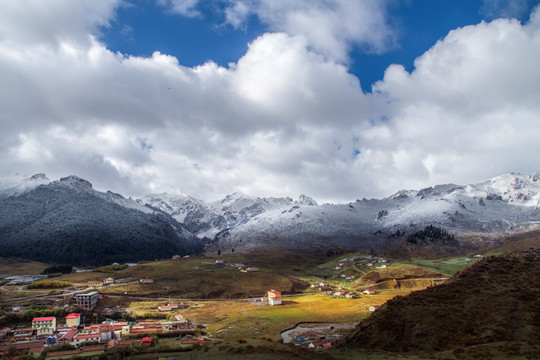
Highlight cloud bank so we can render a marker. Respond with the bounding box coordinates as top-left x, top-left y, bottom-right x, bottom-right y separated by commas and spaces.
1, 1, 540, 203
